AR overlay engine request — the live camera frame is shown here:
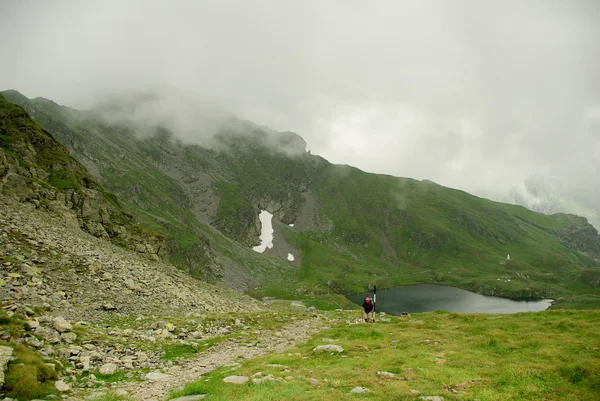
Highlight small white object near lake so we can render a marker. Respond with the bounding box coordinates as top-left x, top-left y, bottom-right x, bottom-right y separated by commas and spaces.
252, 210, 274, 253
287, 253, 295, 261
